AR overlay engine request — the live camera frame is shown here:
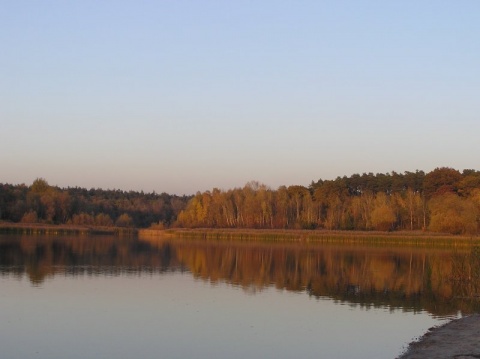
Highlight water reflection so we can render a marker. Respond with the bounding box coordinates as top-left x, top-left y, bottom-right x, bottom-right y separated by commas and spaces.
1, 234, 479, 317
